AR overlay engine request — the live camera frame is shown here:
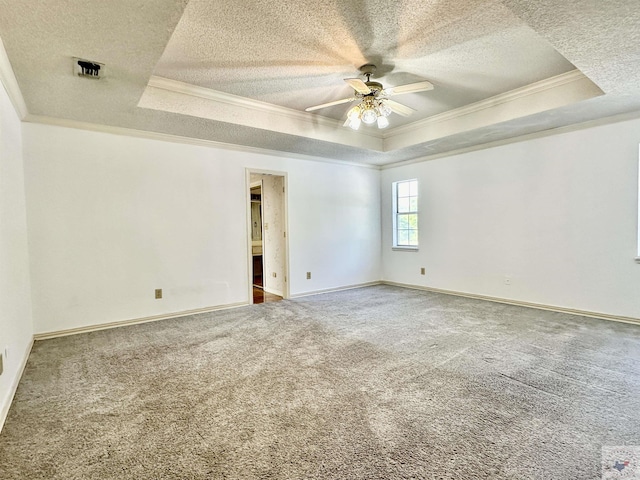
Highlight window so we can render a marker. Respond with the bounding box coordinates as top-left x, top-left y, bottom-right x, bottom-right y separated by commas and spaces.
393, 179, 418, 249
